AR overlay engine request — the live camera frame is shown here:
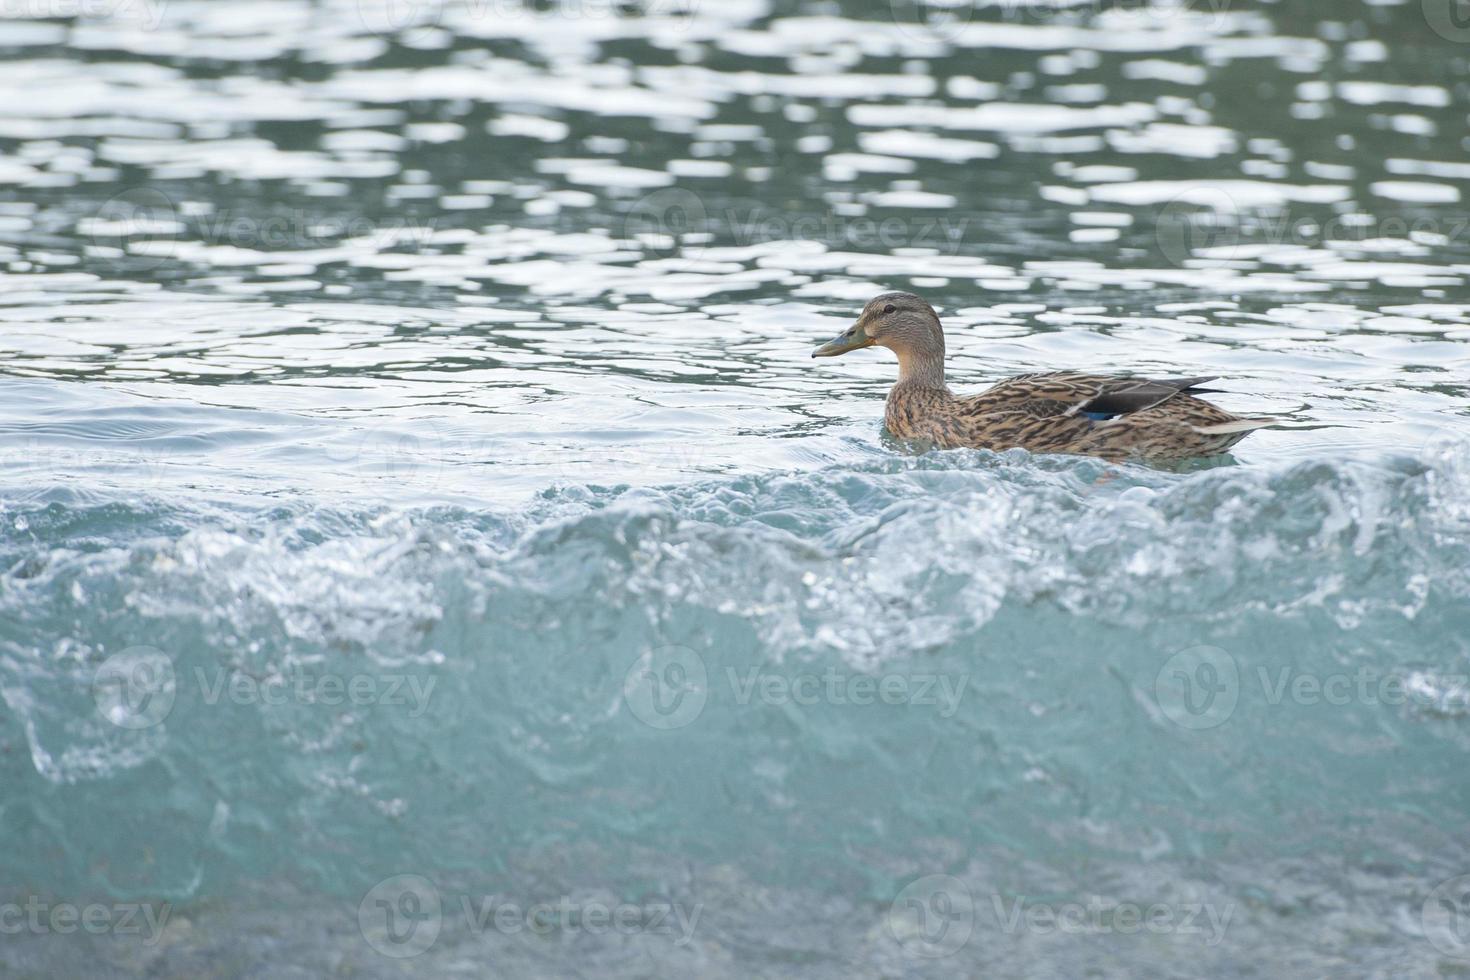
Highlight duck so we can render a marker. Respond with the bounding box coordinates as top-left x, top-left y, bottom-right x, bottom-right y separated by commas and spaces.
812, 291, 1277, 460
